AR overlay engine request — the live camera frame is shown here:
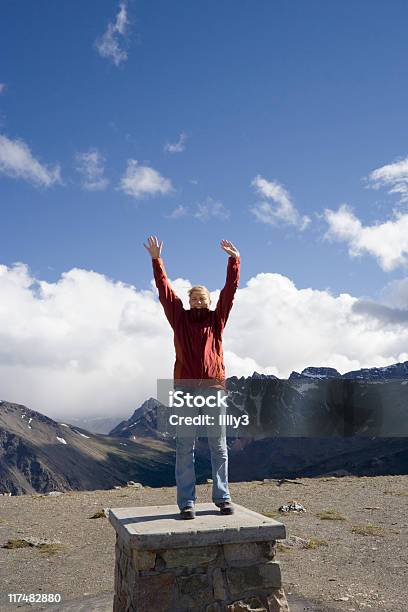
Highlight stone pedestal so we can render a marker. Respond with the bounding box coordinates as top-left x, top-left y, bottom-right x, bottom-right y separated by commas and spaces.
109, 503, 290, 612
